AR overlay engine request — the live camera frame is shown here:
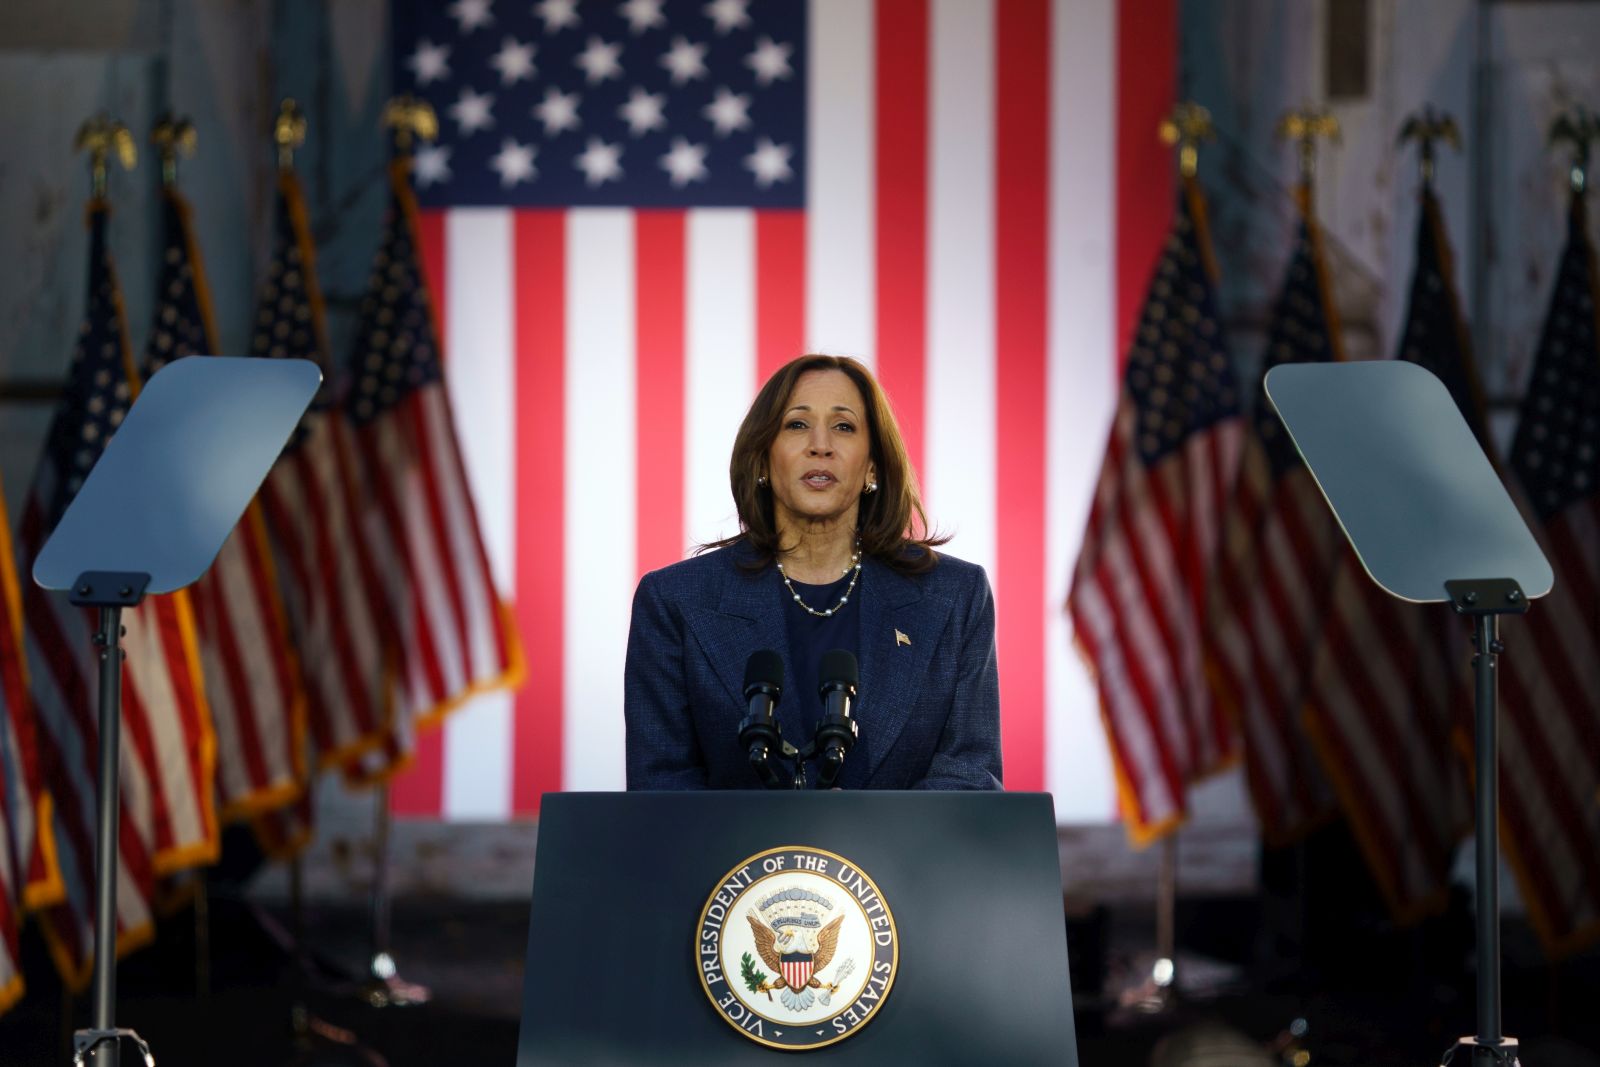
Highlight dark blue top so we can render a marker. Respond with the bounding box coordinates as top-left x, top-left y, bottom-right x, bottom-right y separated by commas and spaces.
782, 573, 861, 745
623, 540, 1003, 791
